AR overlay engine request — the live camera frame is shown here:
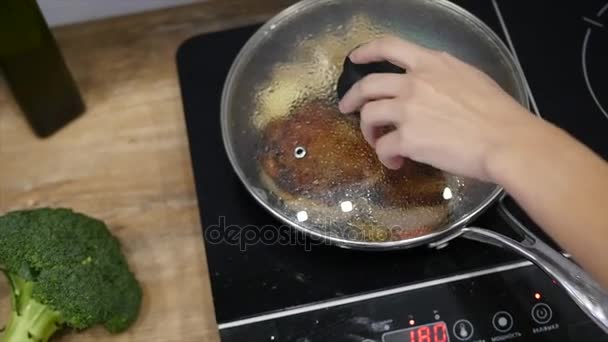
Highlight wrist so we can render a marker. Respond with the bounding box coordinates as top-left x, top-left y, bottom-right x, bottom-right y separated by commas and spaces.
484, 113, 549, 186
